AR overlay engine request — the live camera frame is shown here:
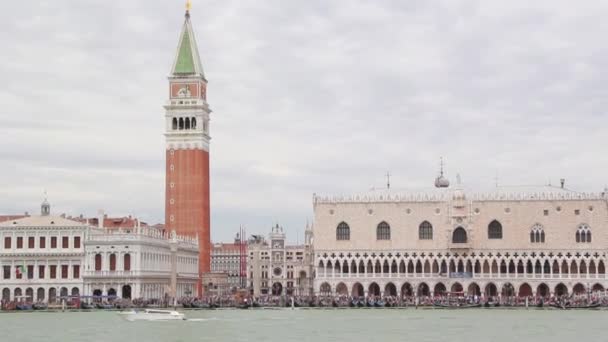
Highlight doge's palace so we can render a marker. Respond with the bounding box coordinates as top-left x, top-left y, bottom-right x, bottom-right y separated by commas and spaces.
313, 174, 608, 299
